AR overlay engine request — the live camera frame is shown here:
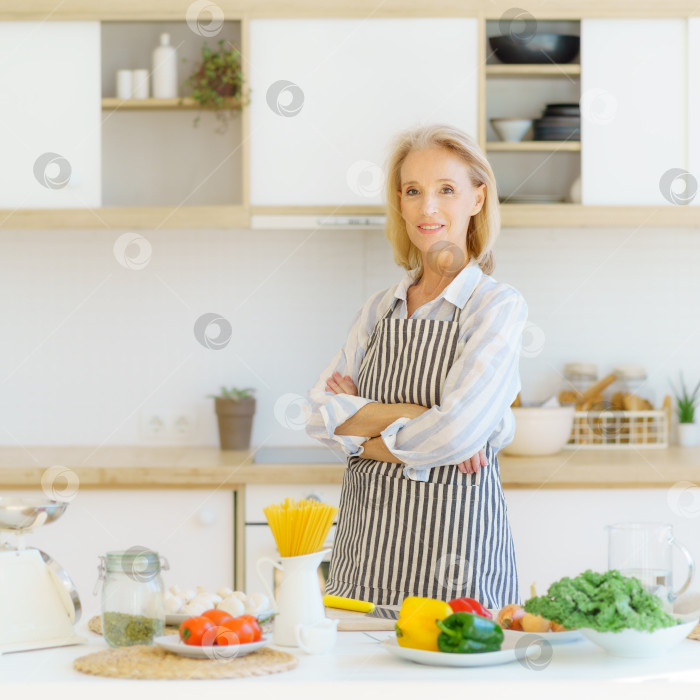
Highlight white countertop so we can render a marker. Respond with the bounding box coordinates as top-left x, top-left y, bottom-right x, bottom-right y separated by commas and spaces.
3, 620, 700, 697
